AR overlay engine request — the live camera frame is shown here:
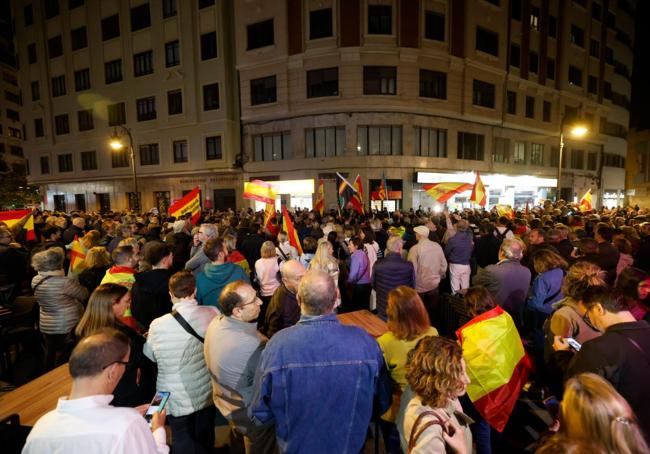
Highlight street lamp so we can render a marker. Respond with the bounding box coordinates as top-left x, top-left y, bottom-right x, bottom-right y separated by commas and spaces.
556, 117, 590, 202
109, 126, 139, 212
